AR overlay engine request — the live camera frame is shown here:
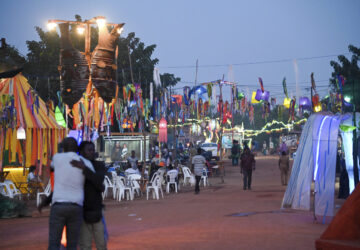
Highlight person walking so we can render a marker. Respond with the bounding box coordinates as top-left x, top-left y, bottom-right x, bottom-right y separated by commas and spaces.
71, 141, 107, 250
240, 147, 255, 190
231, 140, 240, 166
191, 148, 206, 194
278, 151, 290, 186
48, 137, 94, 250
